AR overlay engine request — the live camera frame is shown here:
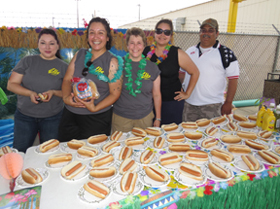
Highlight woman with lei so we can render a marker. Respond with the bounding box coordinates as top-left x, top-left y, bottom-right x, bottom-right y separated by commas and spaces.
58, 17, 123, 142
112, 27, 161, 132
143, 19, 199, 125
